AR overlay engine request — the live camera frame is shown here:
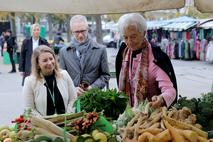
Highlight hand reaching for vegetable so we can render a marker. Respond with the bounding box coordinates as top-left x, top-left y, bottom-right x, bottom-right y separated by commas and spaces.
149, 95, 165, 108
76, 86, 92, 96
76, 87, 85, 96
